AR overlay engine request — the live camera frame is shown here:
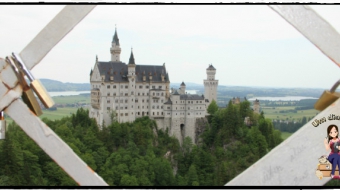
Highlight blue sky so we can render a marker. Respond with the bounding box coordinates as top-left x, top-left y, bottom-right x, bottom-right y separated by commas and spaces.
1, 5, 340, 88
